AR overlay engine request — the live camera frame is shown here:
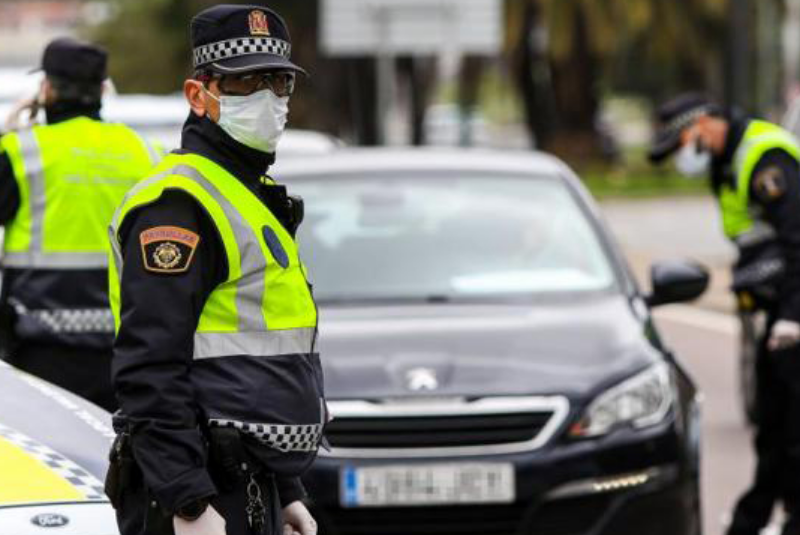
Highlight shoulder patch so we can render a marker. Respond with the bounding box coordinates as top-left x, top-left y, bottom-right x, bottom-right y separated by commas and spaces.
753, 166, 787, 202
139, 226, 200, 274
